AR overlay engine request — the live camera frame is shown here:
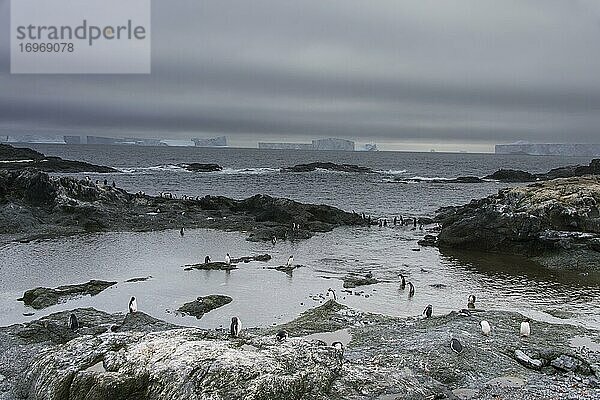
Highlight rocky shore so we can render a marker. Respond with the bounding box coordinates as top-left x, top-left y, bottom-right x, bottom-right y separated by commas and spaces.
434, 176, 600, 269
0, 302, 597, 399
0, 169, 366, 243
0, 144, 116, 173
